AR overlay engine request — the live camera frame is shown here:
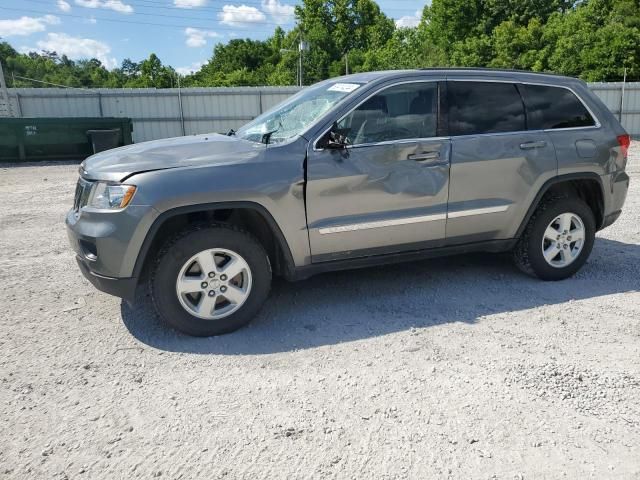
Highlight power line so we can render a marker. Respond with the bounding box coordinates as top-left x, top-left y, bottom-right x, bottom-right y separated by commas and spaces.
0, 6, 284, 31
12, 0, 425, 24
111, 0, 299, 15
20, 0, 298, 26
12, 75, 91, 90
123, 0, 423, 15
130, 0, 426, 13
